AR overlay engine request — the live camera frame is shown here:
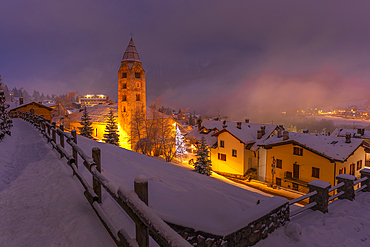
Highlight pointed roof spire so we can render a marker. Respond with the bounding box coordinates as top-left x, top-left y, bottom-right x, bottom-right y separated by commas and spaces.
122, 38, 141, 62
